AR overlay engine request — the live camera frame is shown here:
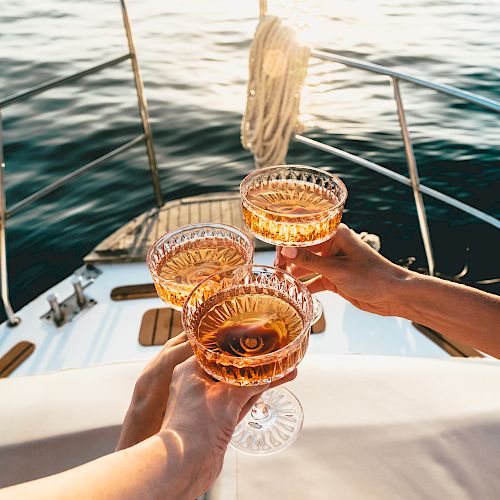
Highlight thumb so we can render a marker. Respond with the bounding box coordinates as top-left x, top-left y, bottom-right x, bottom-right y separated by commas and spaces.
281, 246, 334, 276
